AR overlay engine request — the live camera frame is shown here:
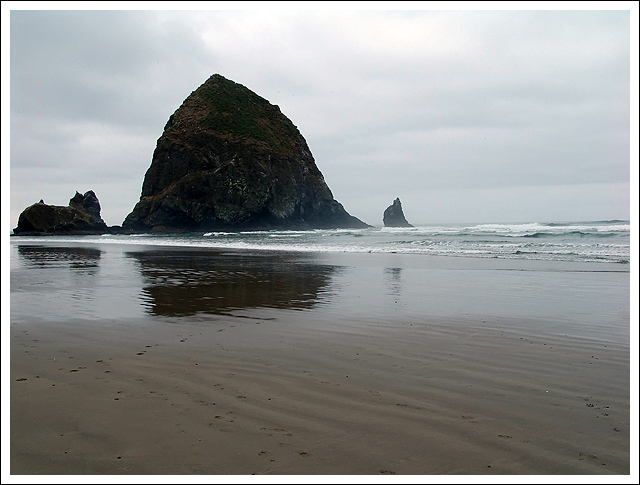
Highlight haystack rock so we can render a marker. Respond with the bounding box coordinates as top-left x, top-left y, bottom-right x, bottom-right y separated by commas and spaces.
123, 74, 369, 232
383, 198, 413, 228
13, 190, 110, 235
